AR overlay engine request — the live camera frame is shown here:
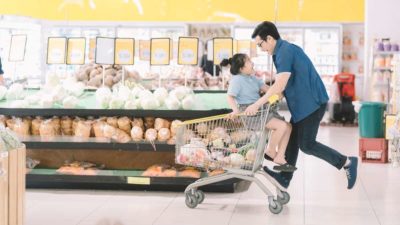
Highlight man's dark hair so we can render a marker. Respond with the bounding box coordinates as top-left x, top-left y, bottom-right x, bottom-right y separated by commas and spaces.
251, 21, 280, 40
228, 53, 247, 75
